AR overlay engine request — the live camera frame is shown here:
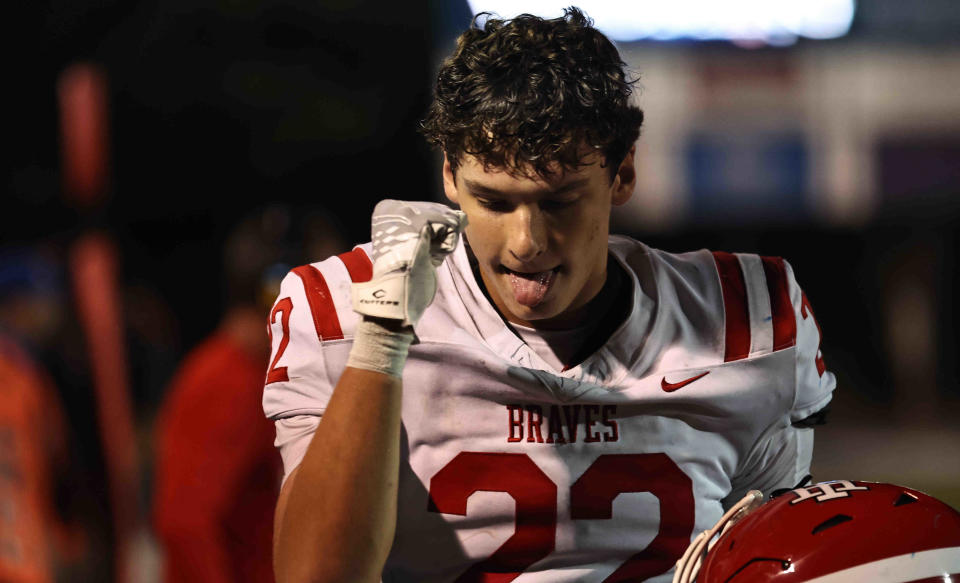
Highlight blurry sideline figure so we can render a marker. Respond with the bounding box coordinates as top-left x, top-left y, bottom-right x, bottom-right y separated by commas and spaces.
152, 304, 278, 583
0, 338, 68, 583
153, 207, 340, 583
0, 249, 81, 582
